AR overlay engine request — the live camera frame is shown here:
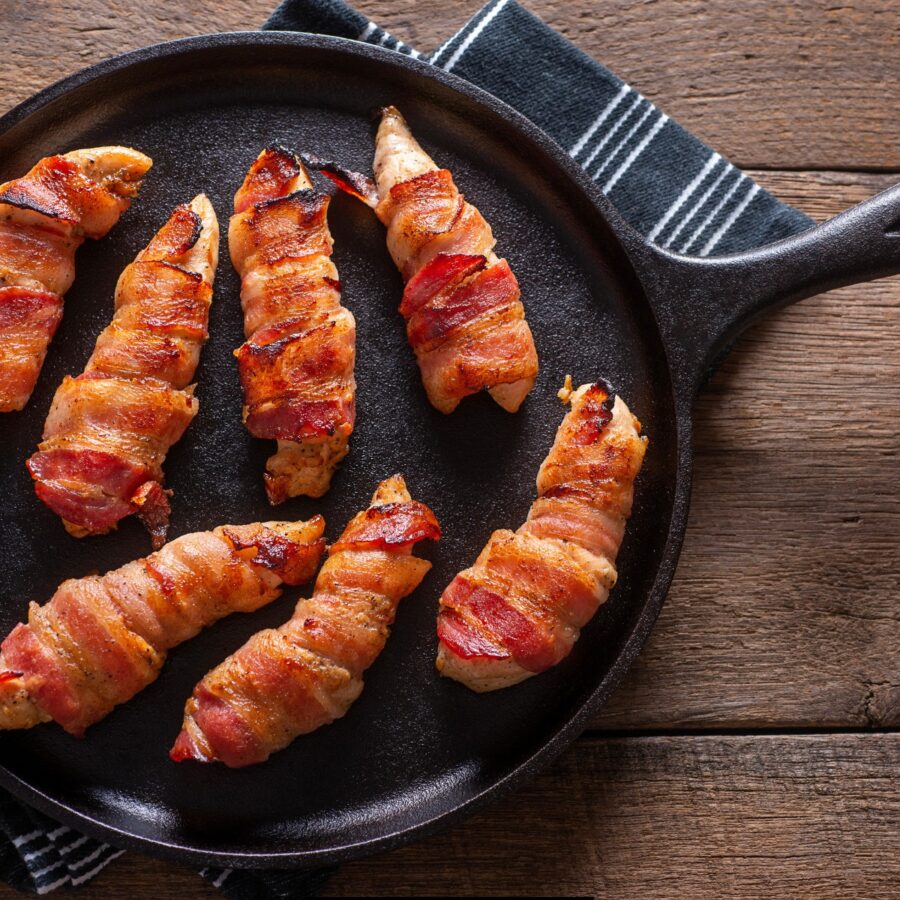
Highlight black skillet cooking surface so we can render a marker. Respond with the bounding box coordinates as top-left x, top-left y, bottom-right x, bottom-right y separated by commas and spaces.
0, 32, 898, 868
